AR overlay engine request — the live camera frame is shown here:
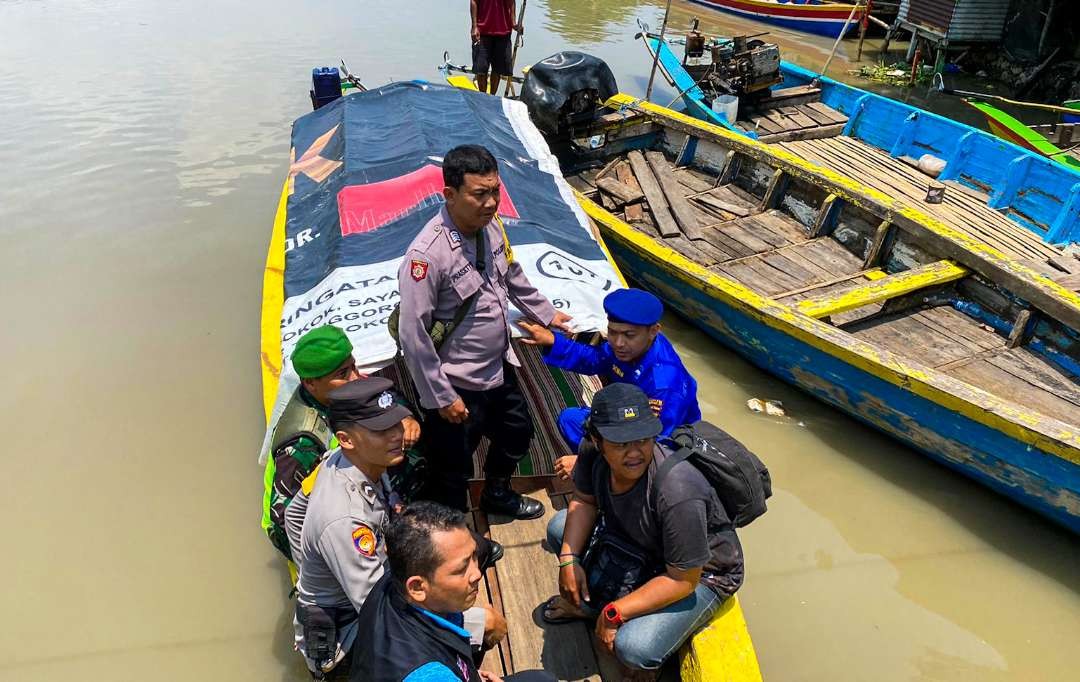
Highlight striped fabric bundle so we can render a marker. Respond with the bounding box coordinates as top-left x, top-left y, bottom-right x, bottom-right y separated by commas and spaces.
376, 341, 605, 477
